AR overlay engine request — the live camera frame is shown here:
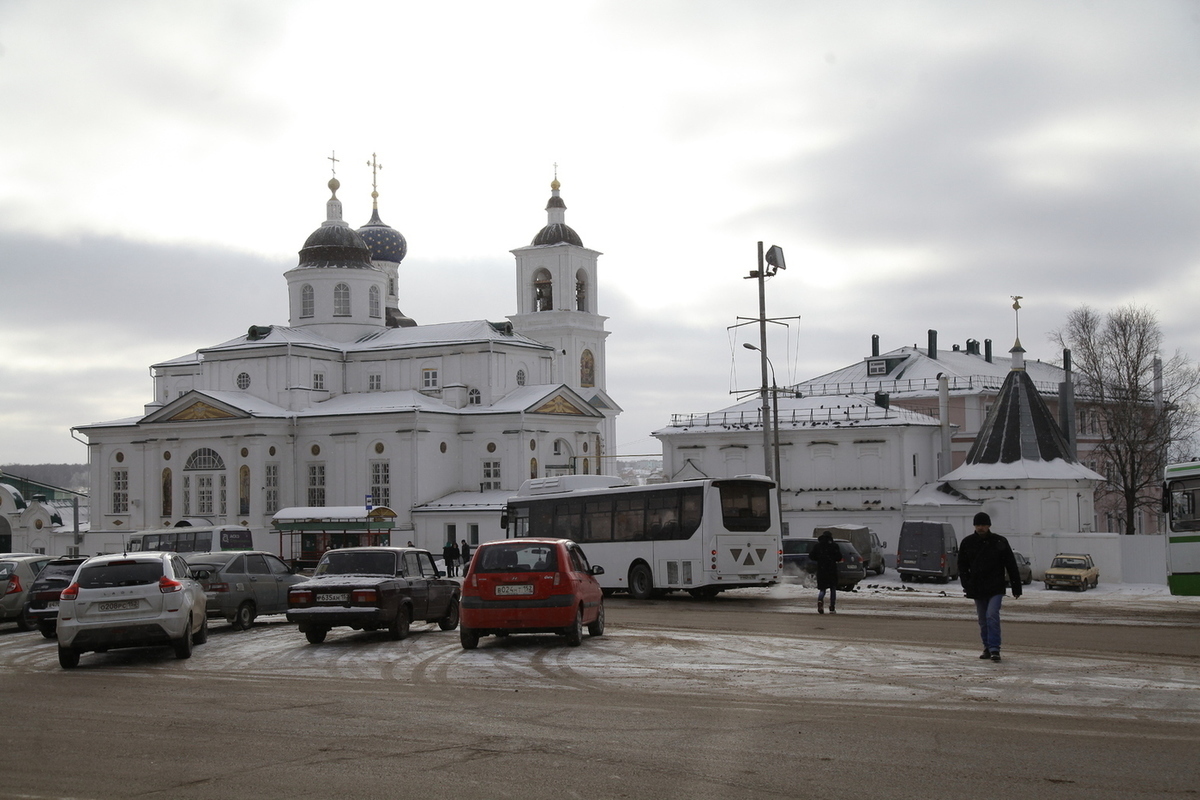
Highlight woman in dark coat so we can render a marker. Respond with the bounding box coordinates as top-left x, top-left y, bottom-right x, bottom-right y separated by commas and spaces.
809, 531, 844, 614
443, 540, 461, 577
